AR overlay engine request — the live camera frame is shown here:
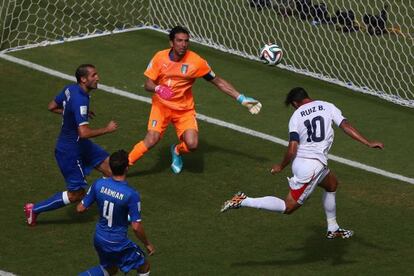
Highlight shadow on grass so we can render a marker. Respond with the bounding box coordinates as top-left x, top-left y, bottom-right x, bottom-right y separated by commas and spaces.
231, 226, 388, 267
128, 139, 270, 177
